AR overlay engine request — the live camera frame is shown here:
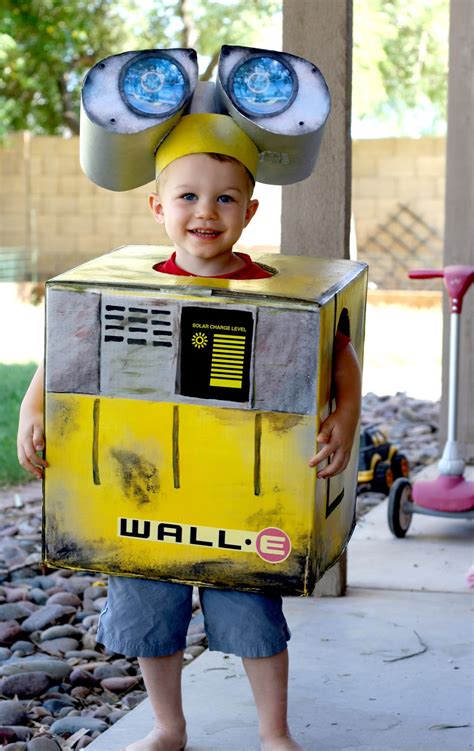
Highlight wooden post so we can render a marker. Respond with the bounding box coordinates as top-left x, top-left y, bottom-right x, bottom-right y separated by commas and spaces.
282, 0, 353, 595
282, 0, 353, 260
441, 1, 474, 461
